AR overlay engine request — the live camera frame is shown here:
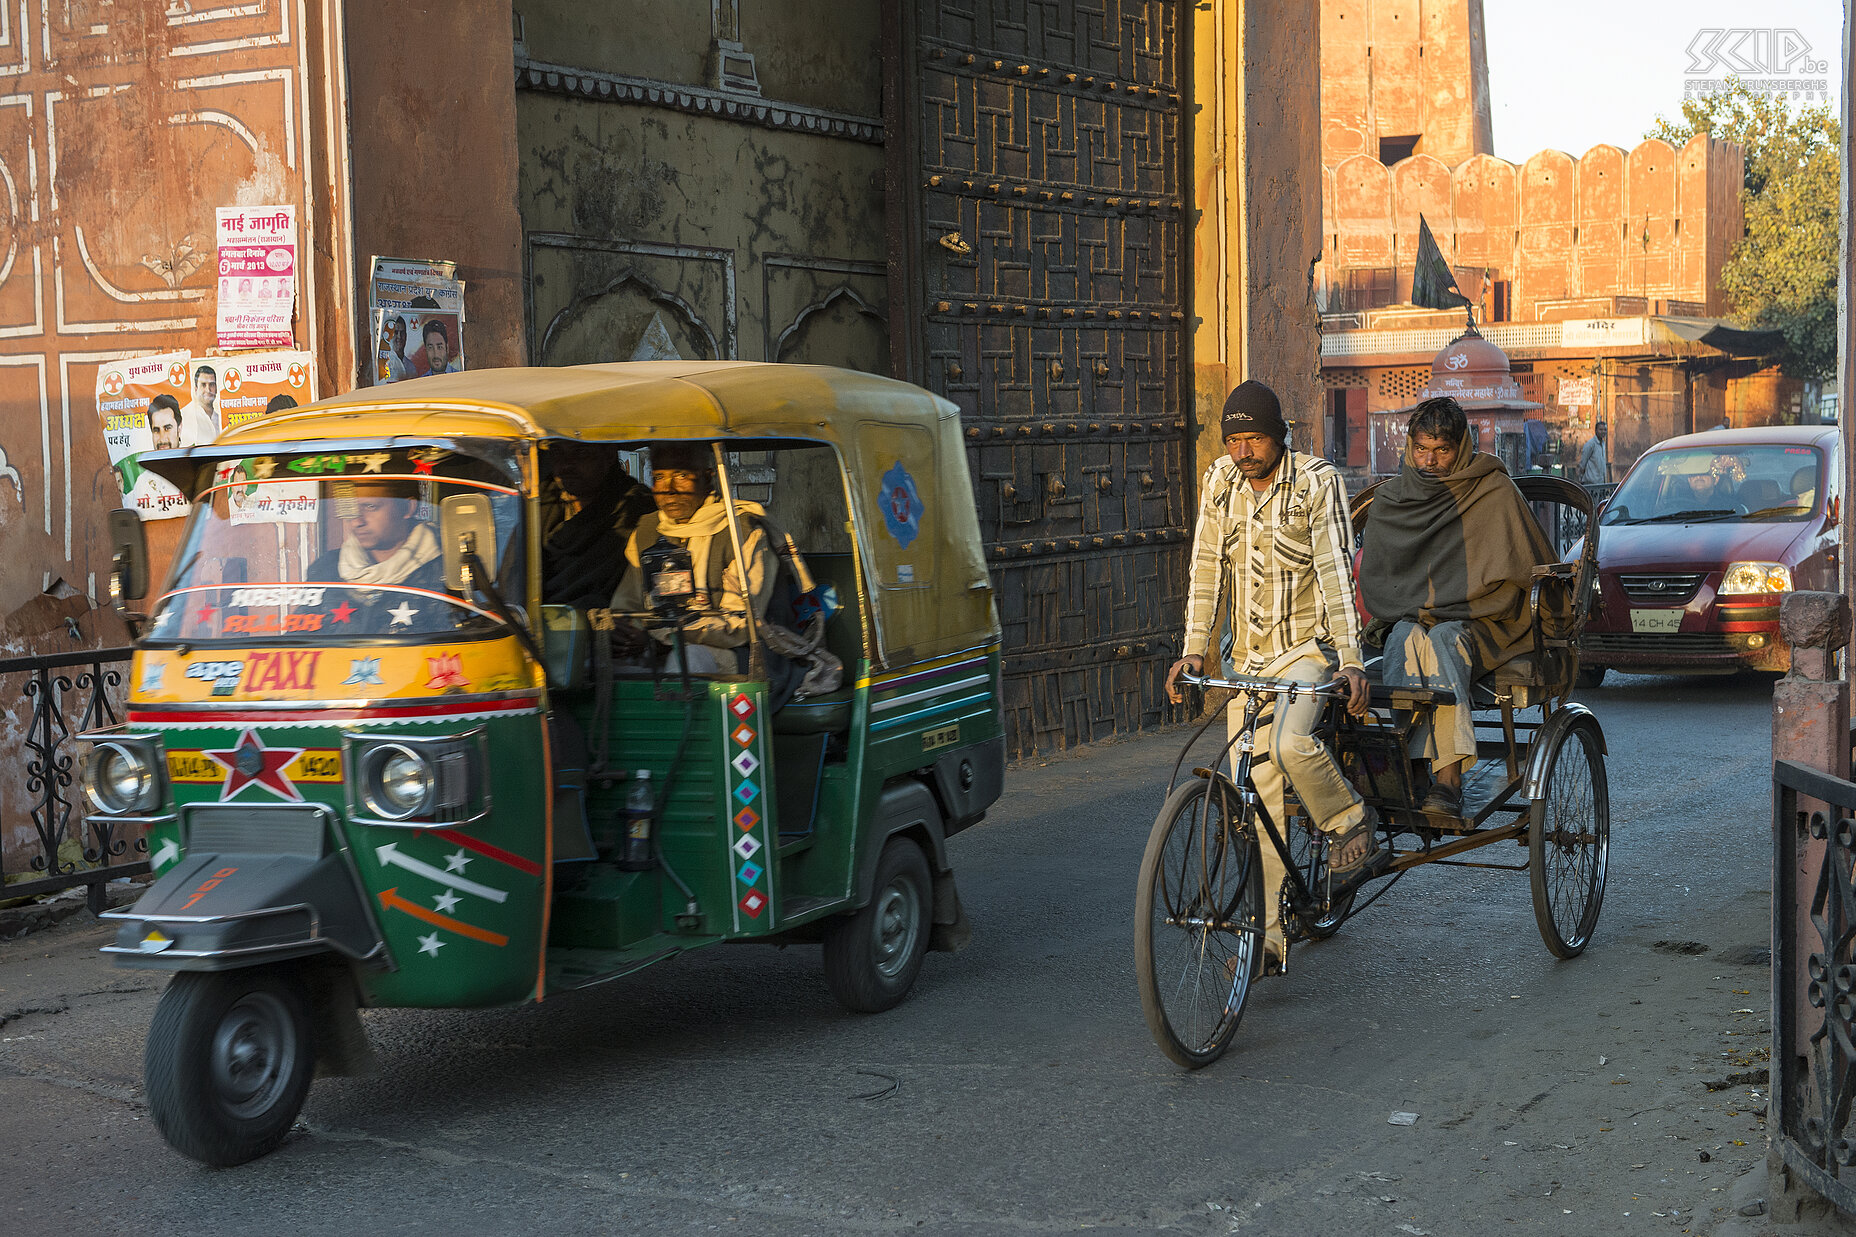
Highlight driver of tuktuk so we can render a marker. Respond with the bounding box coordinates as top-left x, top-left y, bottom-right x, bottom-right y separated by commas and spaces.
1356, 397, 1556, 819
609, 444, 786, 680
307, 479, 445, 633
